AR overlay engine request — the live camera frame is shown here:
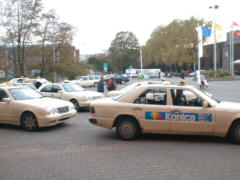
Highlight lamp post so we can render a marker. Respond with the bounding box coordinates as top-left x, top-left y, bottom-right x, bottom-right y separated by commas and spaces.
209, 5, 219, 79
140, 46, 143, 74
